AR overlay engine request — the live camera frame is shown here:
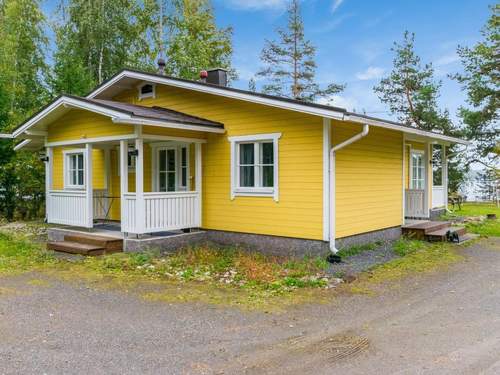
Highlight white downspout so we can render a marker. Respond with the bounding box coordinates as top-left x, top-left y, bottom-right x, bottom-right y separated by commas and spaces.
329, 124, 369, 254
